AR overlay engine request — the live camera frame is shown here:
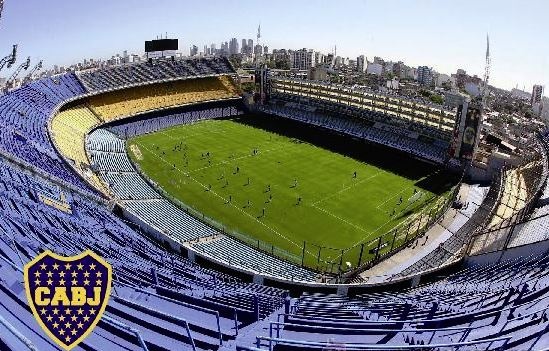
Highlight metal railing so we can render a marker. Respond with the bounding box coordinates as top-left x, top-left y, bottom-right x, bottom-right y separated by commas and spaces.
0, 315, 38, 351
467, 137, 548, 256
252, 335, 511, 351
